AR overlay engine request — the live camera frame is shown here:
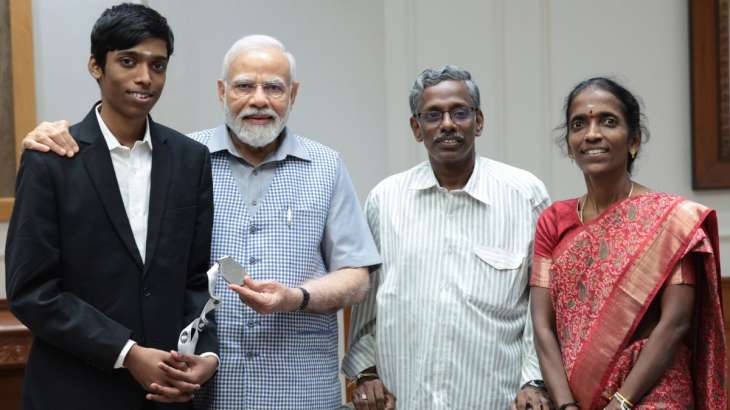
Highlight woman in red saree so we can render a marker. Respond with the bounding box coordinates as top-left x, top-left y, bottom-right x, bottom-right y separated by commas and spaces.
530, 77, 726, 410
